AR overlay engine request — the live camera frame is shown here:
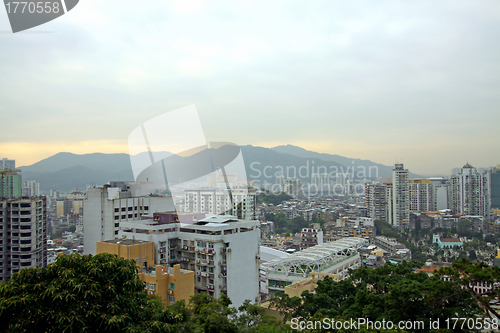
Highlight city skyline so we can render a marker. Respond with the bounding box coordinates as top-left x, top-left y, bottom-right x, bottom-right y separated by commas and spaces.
1, 1, 500, 175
